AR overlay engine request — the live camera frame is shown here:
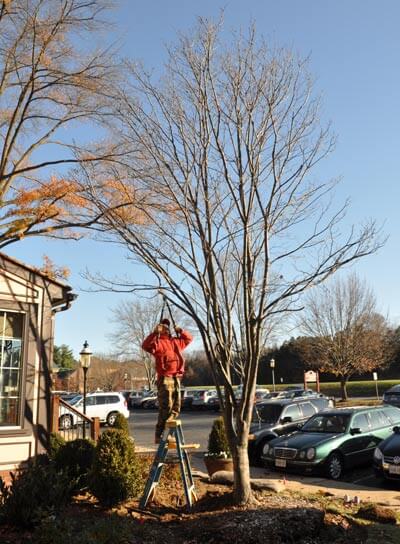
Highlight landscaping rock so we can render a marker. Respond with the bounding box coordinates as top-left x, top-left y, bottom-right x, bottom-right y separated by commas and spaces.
210, 470, 234, 485
250, 478, 286, 493
210, 472, 285, 493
